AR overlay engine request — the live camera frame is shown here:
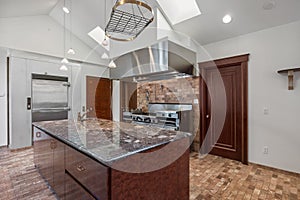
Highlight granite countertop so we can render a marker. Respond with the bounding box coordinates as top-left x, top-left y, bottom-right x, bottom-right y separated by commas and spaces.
33, 119, 192, 166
